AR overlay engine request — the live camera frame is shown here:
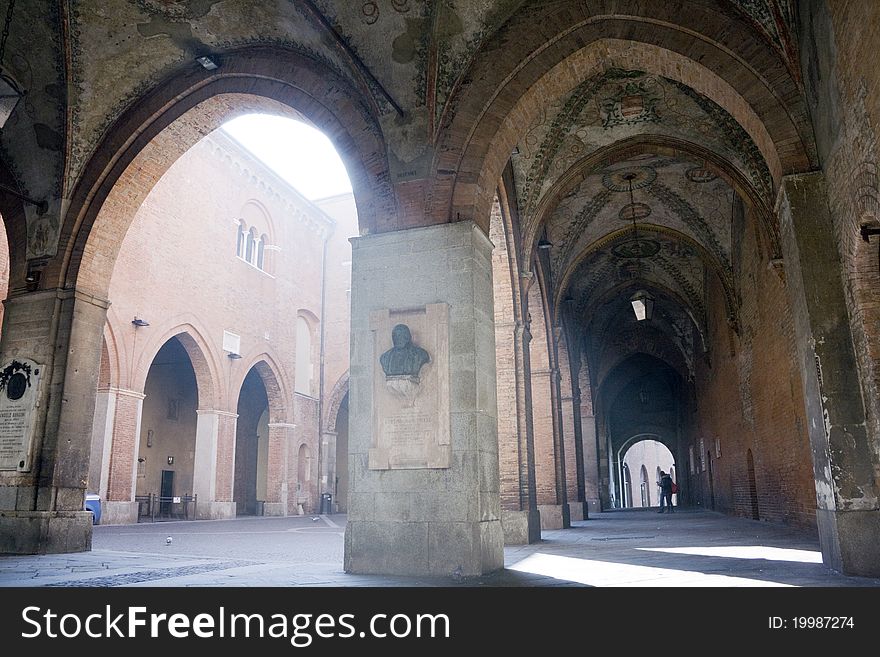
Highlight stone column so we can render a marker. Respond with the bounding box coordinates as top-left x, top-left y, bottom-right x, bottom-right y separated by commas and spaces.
344, 221, 504, 576
264, 422, 293, 516
0, 288, 109, 552
778, 172, 880, 577
193, 410, 238, 520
